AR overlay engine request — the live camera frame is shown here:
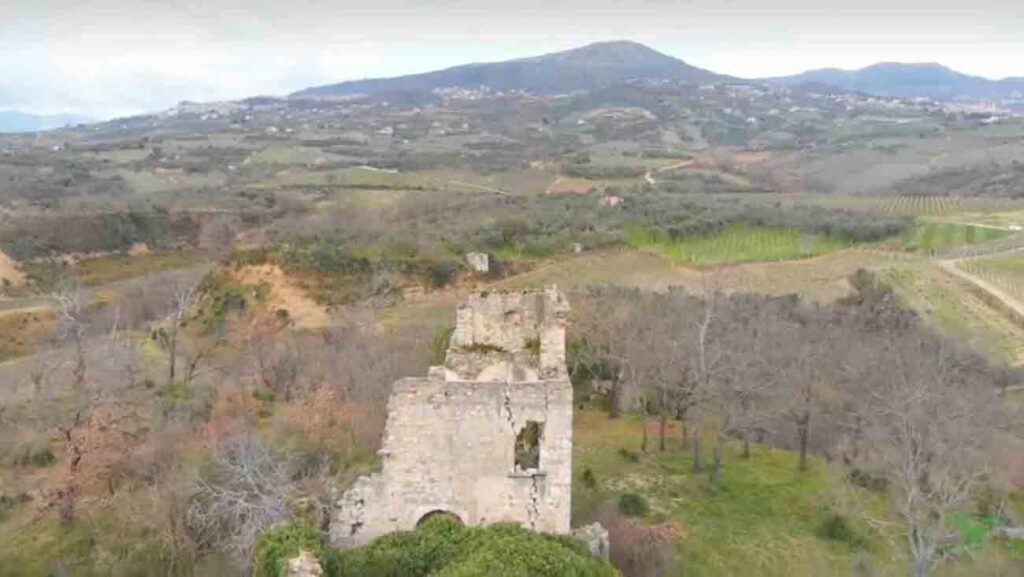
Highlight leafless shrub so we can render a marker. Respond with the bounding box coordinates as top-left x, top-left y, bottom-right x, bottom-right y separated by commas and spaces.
186, 434, 295, 564
597, 505, 682, 577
